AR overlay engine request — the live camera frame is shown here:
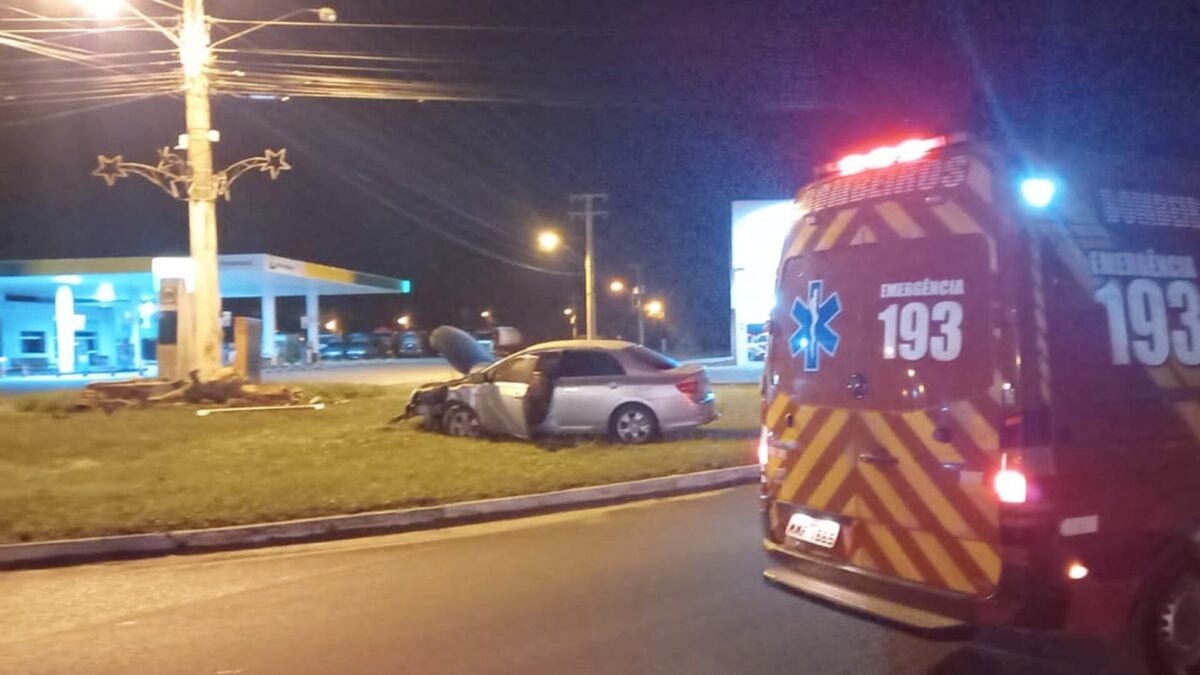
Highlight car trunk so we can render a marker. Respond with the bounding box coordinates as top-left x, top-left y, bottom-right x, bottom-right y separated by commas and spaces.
766, 159, 1007, 598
